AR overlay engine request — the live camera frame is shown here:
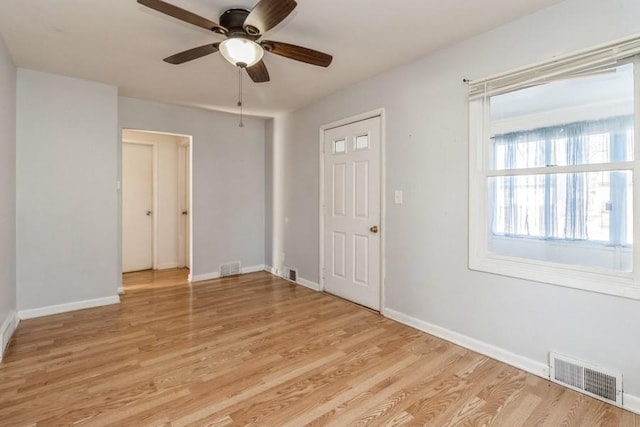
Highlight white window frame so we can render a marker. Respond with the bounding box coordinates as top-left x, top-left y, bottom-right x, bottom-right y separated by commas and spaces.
468, 35, 640, 300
